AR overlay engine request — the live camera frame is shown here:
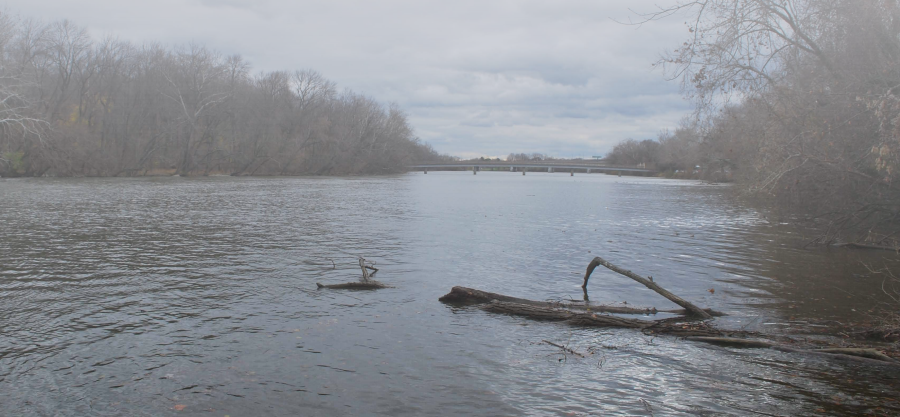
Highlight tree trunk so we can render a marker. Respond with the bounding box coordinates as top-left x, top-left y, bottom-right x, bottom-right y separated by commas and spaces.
477, 300, 721, 336
440, 286, 676, 315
